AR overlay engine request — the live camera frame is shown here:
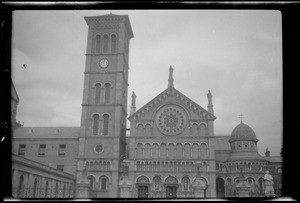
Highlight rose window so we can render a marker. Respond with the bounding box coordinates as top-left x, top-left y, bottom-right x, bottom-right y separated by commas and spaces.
156, 105, 187, 136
